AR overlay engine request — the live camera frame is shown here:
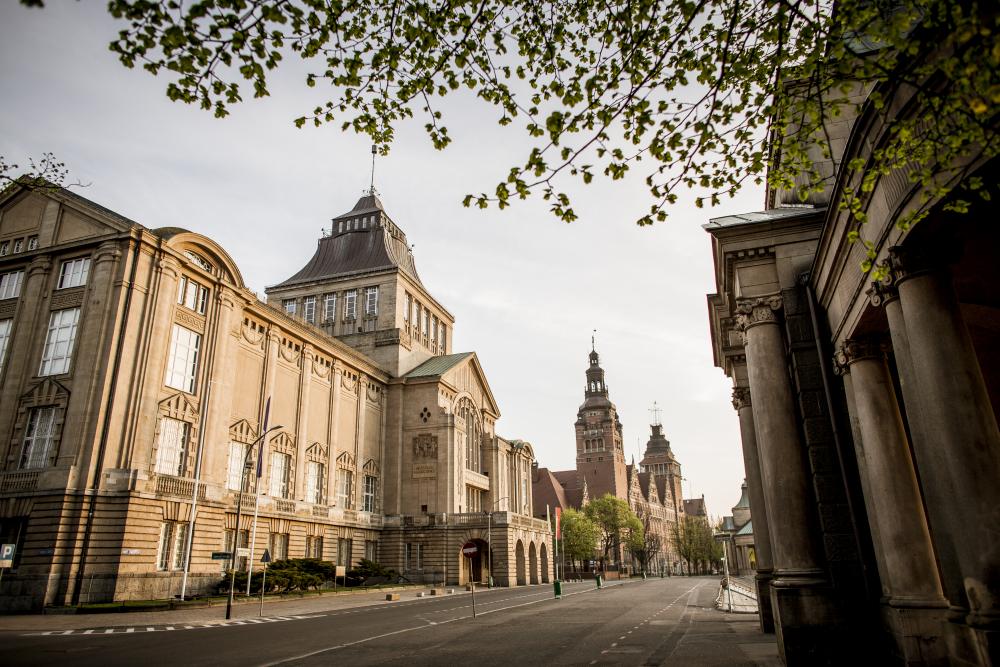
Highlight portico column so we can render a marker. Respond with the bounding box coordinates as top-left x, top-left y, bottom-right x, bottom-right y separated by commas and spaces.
731, 380, 775, 633
836, 337, 947, 663
890, 247, 1000, 637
